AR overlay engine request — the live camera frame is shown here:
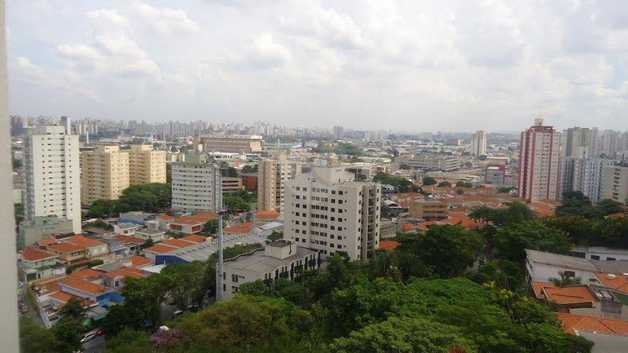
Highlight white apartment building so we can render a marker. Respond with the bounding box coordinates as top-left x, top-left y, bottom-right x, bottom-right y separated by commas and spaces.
600, 165, 628, 205
257, 158, 302, 213
171, 162, 222, 212
517, 119, 561, 202
560, 158, 613, 202
471, 130, 487, 157
24, 119, 81, 233
284, 167, 381, 261
221, 240, 318, 300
